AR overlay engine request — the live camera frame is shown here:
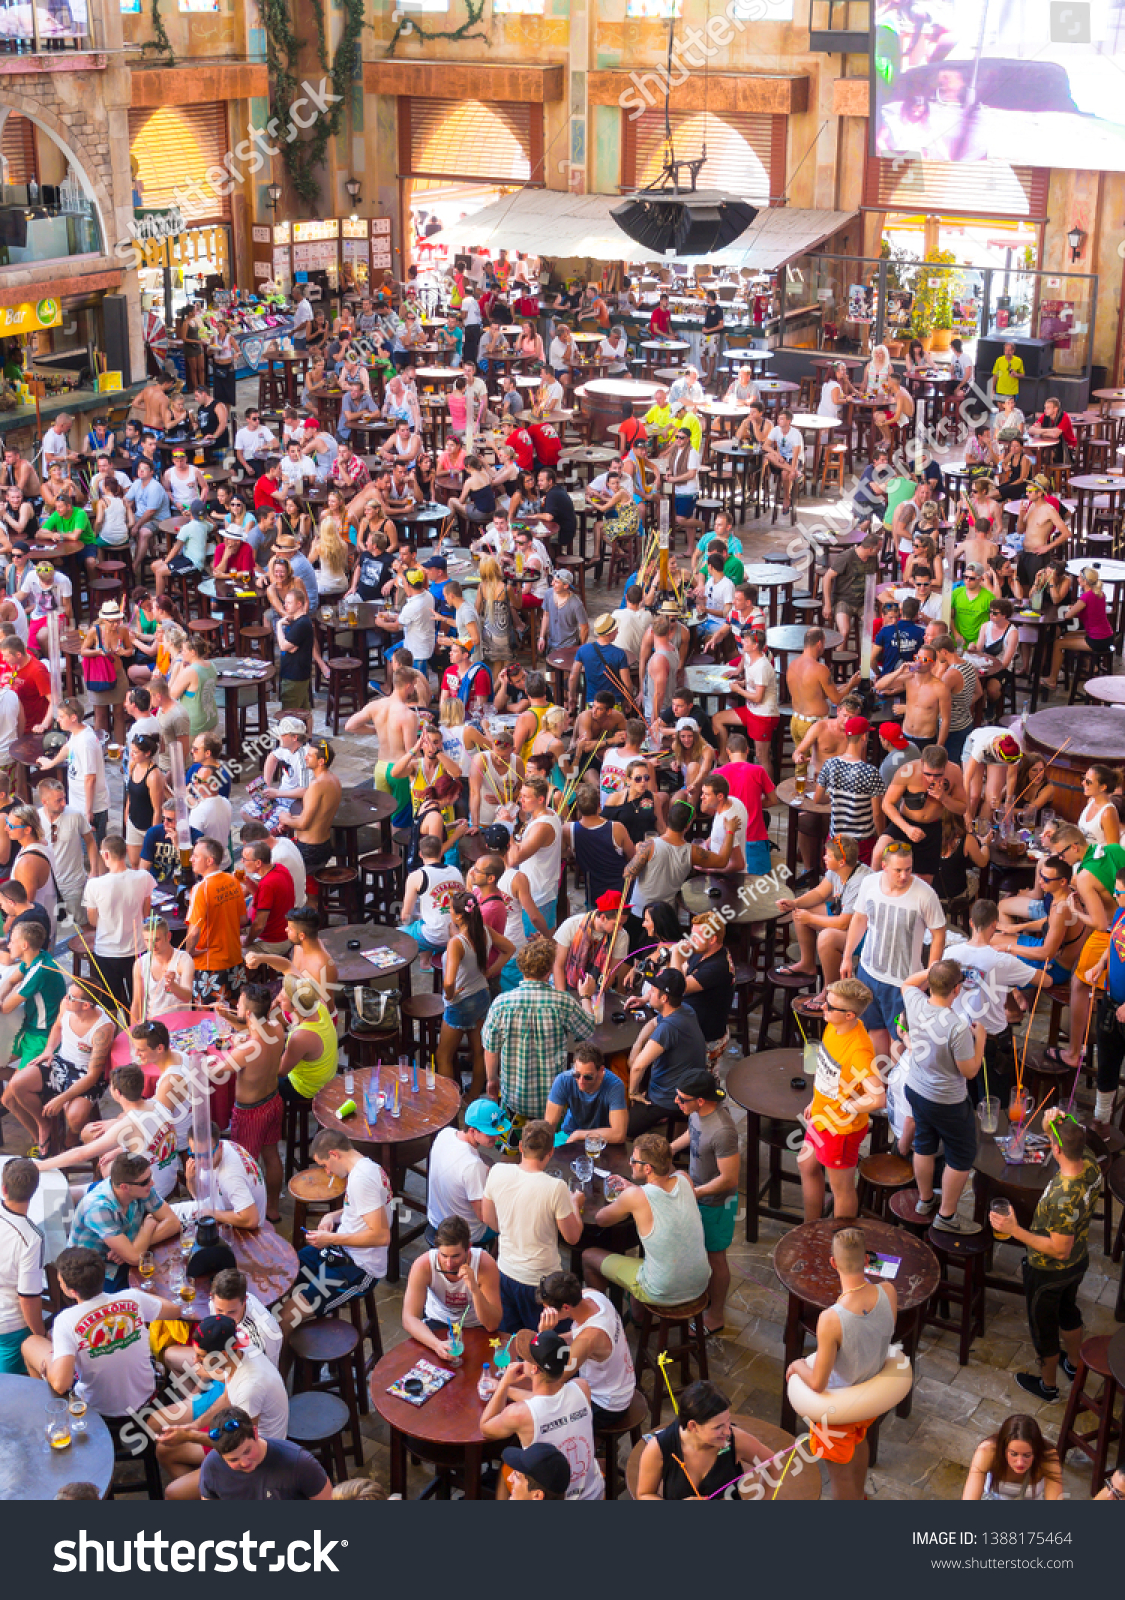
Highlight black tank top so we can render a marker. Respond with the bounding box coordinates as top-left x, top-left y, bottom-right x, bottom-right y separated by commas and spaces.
573, 817, 625, 905
127, 761, 158, 832
196, 400, 228, 448
656, 1420, 743, 1500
